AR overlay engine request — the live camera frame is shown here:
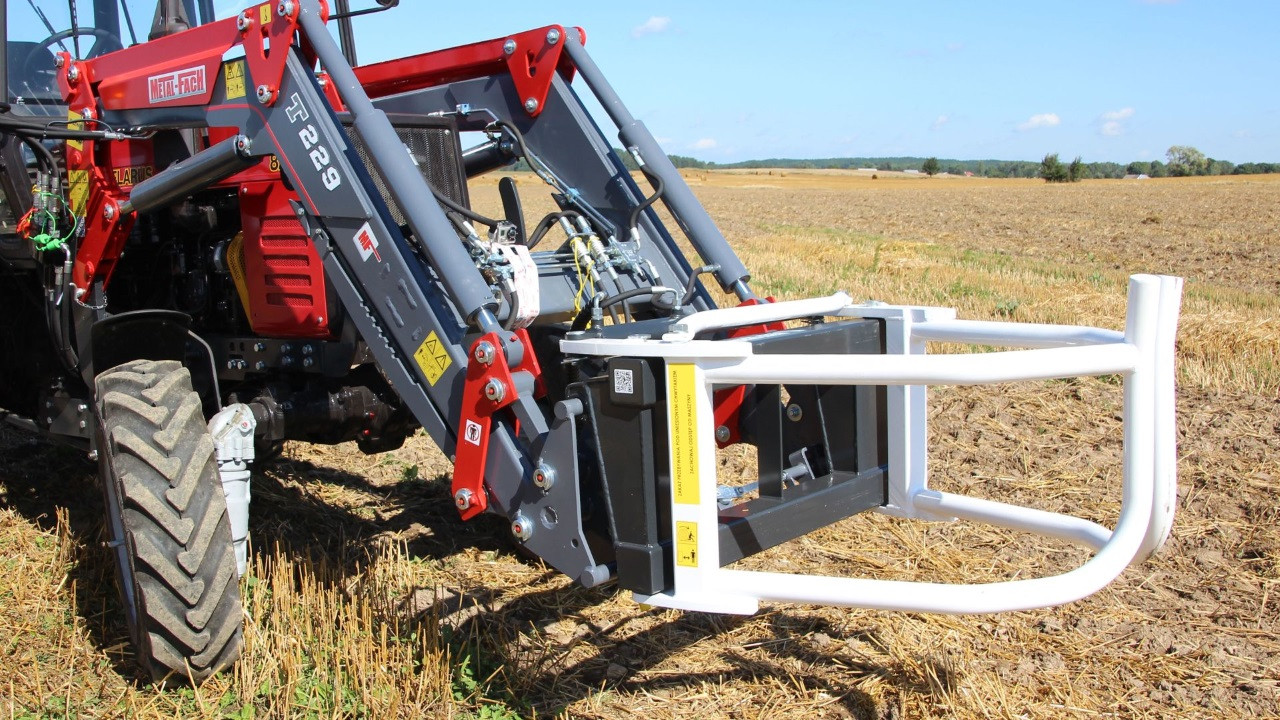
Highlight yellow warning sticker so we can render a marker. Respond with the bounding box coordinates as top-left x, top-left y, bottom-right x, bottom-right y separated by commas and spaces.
65, 110, 83, 151
676, 521, 698, 567
259, 3, 272, 25
414, 331, 452, 386
668, 363, 700, 505
224, 60, 246, 100
67, 170, 90, 216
